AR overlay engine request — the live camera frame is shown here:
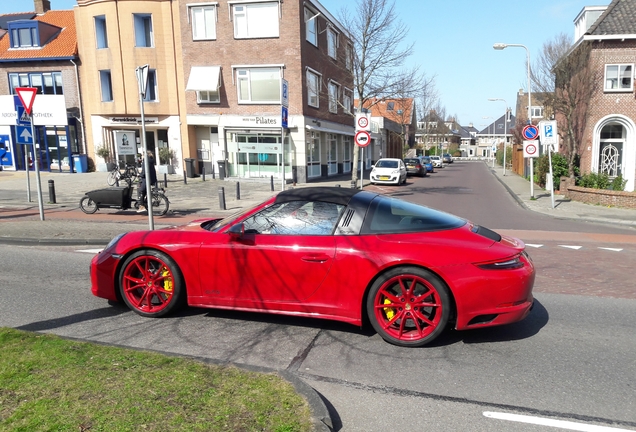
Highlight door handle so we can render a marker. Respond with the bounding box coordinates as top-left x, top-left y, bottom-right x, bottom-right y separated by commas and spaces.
302, 254, 330, 263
